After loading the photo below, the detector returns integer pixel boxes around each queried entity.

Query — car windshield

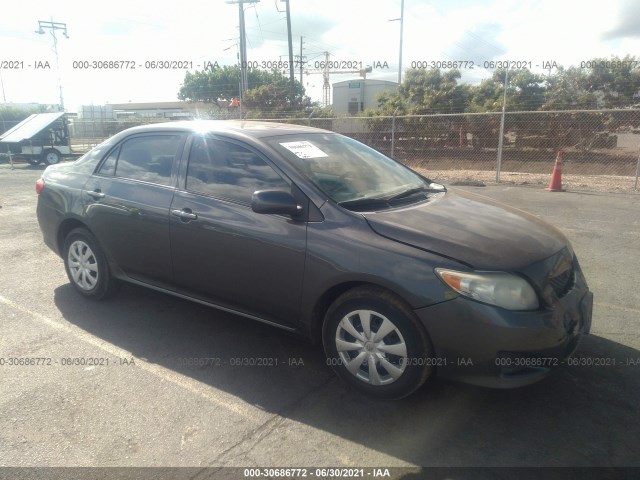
[266,133,428,206]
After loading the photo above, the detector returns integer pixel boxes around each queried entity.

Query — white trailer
[0,112,77,165]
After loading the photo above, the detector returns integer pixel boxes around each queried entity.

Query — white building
[77,105,115,120]
[0,102,60,111]
[109,101,211,120]
[332,79,398,115]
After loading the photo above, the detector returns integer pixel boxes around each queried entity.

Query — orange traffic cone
[545,150,565,192]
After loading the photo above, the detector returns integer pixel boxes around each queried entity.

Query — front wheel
[63,228,119,300]
[322,286,434,399]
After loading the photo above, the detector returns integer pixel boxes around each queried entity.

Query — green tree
[542,56,640,110]
[360,56,640,116]
[179,65,241,105]
[397,68,472,114]
[362,68,472,115]
[582,55,640,108]
[542,66,596,110]
[179,65,310,115]
[468,68,546,112]
[364,89,406,116]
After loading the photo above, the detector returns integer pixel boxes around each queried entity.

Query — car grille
[548,266,574,298]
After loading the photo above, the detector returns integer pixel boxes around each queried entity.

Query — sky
[1,0,639,111]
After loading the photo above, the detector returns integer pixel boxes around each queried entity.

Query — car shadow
[54,282,639,467]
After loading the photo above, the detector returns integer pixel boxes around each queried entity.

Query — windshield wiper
[338,197,391,211]
[385,186,428,201]
[386,183,447,202]
[339,183,446,211]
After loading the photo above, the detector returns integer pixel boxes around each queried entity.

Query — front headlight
[435,269,539,311]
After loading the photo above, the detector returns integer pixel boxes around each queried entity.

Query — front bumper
[415,255,593,388]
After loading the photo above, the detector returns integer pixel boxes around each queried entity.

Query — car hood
[363,189,569,270]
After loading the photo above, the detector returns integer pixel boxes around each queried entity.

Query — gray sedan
[36,121,593,398]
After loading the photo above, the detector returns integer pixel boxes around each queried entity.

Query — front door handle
[171,209,198,221]
[86,190,105,200]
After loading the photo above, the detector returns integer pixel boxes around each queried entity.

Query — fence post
[635,145,640,191]
[8,148,13,170]
[308,109,315,127]
[391,107,399,158]
[496,69,509,183]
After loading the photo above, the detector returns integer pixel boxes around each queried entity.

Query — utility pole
[292,37,306,85]
[305,54,372,108]
[283,0,295,106]
[239,1,248,99]
[398,0,404,84]
[226,0,260,103]
[322,51,330,107]
[496,68,509,183]
[0,70,6,103]
[389,0,404,84]
[36,18,68,111]
[298,36,305,85]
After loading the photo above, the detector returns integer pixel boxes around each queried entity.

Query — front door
[169,135,307,327]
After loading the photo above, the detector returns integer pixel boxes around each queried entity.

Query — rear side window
[99,147,119,176]
[73,142,113,174]
[185,136,288,204]
[98,135,182,186]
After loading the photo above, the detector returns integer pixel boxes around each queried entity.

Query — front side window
[185,136,289,204]
[100,135,182,186]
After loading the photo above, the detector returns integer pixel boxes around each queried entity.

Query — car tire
[42,149,61,165]
[322,286,434,399]
[63,228,119,300]
[26,157,41,166]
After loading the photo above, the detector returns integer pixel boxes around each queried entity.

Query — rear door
[169,134,307,327]
[83,133,186,288]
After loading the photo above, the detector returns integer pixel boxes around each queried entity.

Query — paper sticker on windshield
[280,141,328,159]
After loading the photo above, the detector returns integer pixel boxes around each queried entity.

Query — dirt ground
[415,168,639,193]
[1,151,638,193]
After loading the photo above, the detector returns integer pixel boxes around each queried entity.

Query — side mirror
[251,190,302,216]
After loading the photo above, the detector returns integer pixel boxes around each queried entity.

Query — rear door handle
[86,190,105,200]
[171,209,198,221]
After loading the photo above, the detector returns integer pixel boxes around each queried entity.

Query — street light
[35,19,69,111]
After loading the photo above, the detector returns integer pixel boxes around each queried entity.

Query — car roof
[114,120,332,140]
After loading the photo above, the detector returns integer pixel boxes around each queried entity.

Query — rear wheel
[63,228,118,300]
[42,149,61,165]
[323,286,434,399]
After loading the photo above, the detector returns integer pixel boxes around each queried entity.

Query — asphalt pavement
[0,163,638,474]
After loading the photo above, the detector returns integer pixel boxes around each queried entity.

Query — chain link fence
[65,109,640,192]
[316,110,640,193]
[67,117,173,152]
